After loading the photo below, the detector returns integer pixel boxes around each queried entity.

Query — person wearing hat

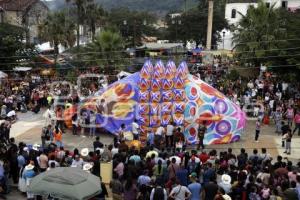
[218,174,232,194]
[83,163,93,173]
[188,172,202,200]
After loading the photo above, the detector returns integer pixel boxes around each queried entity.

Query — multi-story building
[219,0,300,50]
[0,0,49,44]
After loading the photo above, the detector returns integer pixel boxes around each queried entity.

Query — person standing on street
[197,121,207,150]
[131,119,140,140]
[72,113,78,135]
[54,126,63,148]
[166,122,175,148]
[41,125,52,148]
[273,109,282,134]
[285,106,294,127]
[255,119,261,142]
[293,110,300,135]
[284,130,293,155]
[55,106,64,133]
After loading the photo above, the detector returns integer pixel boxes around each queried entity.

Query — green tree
[275,9,300,72]
[65,0,93,47]
[108,8,157,47]
[85,30,127,69]
[85,4,106,40]
[232,1,286,66]
[165,0,228,47]
[0,23,35,70]
[38,11,76,55]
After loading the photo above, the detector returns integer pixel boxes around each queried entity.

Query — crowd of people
[1,131,300,200]
[0,60,299,200]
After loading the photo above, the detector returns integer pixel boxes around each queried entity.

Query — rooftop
[0,0,40,11]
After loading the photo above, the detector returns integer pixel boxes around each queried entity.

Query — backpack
[153,187,164,200]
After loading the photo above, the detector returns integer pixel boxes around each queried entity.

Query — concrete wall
[25,2,49,43]
[225,3,257,25]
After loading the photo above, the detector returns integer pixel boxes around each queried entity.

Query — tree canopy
[165,0,228,47]
[38,11,76,54]
[0,23,35,70]
[232,1,300,76]
[107,8,157,47]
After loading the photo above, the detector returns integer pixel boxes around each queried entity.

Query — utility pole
[206,0,214,50]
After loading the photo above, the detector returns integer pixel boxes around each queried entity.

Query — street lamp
[222,31,226,49]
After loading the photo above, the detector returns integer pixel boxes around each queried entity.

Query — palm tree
[65,0,93,47]
[85,4,106,41]
[38,11,76,55]
[232,0,286,66]
[85,30,125,68]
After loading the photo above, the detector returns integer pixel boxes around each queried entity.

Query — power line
[1,52,300,66]
[1,39,300,60]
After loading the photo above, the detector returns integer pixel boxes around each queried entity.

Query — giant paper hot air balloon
[77,60,246,145]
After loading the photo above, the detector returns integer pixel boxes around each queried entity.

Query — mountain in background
[43,0,198,15]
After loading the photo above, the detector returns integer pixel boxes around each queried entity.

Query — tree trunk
[77,5,80,48]
[54,41,59,67]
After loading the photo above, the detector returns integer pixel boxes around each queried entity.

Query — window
[266,2,270,8]
[231,9,236,19]
[282,1,288,8]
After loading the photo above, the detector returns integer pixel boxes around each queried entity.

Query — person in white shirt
[156,126,165,136]
[154,126,165,149]
[132,120,140,140]
[169,182,191,200]
[71,155,84,168]
[166,123,175,148]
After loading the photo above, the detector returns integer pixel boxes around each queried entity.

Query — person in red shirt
[199,150,210,164]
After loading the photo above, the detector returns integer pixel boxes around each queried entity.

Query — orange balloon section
[64,106,77,129]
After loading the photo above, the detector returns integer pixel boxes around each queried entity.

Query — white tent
[117,71,132,80]
[0,71,8,79]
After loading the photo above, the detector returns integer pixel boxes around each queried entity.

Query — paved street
[12,111,300,161]
[3,111,300,199]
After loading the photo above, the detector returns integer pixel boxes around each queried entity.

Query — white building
[218,0,300,50]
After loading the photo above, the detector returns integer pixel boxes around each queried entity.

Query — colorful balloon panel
[150,115,161,127]
[140,60,153,79]
[161,102,172,114]
[137,103,150,115]
[139,115,150,126]
[161,79,174,90]
[81,61,246,146]
[162,91,174,102]
[173,113,184,126]
[173,77,185,89]
[176,61,189,79]
[184,101,197,123]
[151,79,161,91]
[153,60,165,79]
[173,102,185,113]
[150,91,161,103]
[149,103,160,115]
[173,89,185,101]
[165,60,176,79]
[161,114,172,126]
[138,78,151,90]
[138,91,150,102]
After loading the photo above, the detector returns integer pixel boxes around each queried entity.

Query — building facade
[0,0,48,44]
[218,0,300,50]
